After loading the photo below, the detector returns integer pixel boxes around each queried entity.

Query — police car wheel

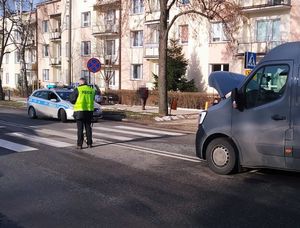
[59,109,67,122]
[28,107,37,119]
[206,138,238,175]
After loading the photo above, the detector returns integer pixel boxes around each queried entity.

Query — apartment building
[211,0,300,76]
[1,11,37,91]
[33,0,300,91]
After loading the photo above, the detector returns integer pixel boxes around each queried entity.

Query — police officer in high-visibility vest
[70,78,95,149]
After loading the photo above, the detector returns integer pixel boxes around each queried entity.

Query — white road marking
[66,129,134,141]
[97,139,201,163]
[35,129,77,140]
[6,132,73,148]
[93,126,159,138]
[0,139,37,152]
[115,126,185,136]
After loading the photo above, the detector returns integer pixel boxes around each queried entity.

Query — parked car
[27,88,102,122]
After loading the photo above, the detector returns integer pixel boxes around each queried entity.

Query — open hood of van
[208,71,246,98]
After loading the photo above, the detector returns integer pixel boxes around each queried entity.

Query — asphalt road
[1,107,300,227]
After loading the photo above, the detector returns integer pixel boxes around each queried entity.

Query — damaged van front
[196,42,300,175]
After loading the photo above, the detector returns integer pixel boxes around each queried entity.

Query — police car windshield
[56,91,72,101]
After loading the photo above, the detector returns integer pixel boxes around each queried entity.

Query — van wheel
[28,107,37,119]
[206,138,238,175]
[59,109,67,122]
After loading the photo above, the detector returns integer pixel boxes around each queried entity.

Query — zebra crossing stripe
[35,129,77,140]
[6,132,73,148]
[92,127,159,138]
[66,129,134,141]
[0,139,37,152]
[115,126,185,136]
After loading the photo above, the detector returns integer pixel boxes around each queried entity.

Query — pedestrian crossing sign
[244,52,256,69]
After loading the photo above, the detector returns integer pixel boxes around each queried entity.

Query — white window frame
[5,73,9,84]
[109,70,116,86]
[131,30,143,47]
[5,53,9,64]
[132,0,144,14]
[179,24,189,44]
[42,20,49,33]
[42,69,49,81]
[131,64,143,80]
[105,40,116,56]
[211,22,228,43]
[81,41,91,56]
[81,70,90,83]
[210,64,229,73]
[43,44,49,57]
[81,11,91,27]
[256,19,281,42]
[15,51,20,63]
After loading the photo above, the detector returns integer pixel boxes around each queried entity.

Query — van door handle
[271,115,286,121]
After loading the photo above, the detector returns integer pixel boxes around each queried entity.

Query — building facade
[3,0,300,92]
[1,11,37,92]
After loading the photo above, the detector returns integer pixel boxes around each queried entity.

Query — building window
[177,0,190,5]
[81,70,90,83]
[14,30,21,40]
[42,20,49,33]
[66,42,69,57]
[43,45,49,57]
[148,24,159,44]
[5,73,9,84]
[15,51,20,63]
[211,22,228,42]
[210,64,229,72]
[256,19,280,42]
[81,12,91,27]
[132,30,143,47]
[65,15,69,29]
[81,41,91,56]
[15,74,21,87]
[132,0,144,14]
[179,25,188,44]
[105,40,115,56]
[43,69,49,81]
[105,10,116,32]
[108,70,116,86]
[5,53,9,64]
[149,0,159,11]
[132,64,142,80]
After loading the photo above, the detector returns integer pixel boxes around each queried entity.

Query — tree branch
[165,9,211,39]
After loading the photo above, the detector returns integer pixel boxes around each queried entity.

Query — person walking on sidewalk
[138,85,149,110]
[70,77,95,149]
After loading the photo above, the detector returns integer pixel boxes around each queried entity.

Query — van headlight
[198,111,207,125]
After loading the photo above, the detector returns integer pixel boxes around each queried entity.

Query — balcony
[236,40,287,55]
[144,43,159,59]
[50,30,61,41]
[94,0,121,11]
[241,0,291,13]
[92,22,119,36]
[50,57,61,67]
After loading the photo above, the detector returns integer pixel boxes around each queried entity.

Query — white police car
[27,88,102,122]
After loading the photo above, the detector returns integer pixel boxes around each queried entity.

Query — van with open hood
[196,42,300,174]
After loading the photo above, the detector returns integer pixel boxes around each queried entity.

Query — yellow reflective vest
[74,85,95,111]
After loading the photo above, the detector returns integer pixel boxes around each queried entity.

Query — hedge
[104,90,218,109]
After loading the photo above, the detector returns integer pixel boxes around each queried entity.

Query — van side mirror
[231,88,244,111]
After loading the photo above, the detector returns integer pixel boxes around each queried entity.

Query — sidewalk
[8,97,200,132]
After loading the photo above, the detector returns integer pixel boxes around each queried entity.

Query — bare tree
[92,0,242,114]
[153,0,242,115]
[0,0,15,100]
[11,0,35,97]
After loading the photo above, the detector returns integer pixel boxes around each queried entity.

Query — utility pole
[67,0,72,85]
